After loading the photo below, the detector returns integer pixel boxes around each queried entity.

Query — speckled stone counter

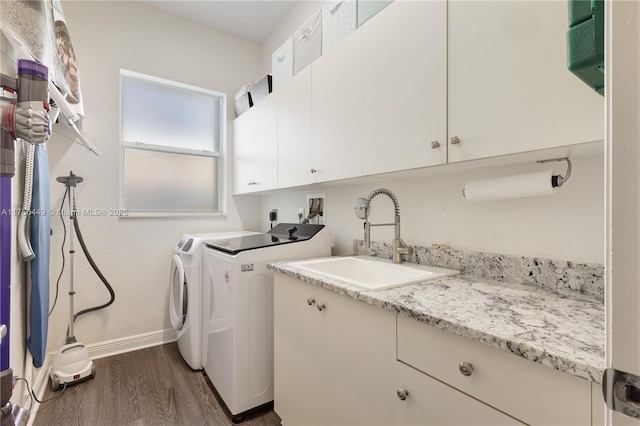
[268,257,605,384]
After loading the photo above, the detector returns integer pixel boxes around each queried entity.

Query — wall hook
[537,157,572,188]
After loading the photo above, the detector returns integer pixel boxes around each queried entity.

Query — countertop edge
[268,262,605,384]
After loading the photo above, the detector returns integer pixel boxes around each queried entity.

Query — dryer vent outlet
[306,193,325,223]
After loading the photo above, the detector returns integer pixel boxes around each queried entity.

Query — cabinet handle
[316,303,326,311]
[430,140,440,149]
[458,362,474,376]
[248,181,257,186]
[396,388,410,401]
[450,136,461,145]
[310,168,318,174]
[307,298,315,306]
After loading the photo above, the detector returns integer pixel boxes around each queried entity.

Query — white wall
[40,0,263,353]
[259,154,604,263]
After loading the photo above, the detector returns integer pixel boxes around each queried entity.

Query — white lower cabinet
[397,315,593,425]
[274,274,596,425]
[394,361,523,425]
[274,275,396,425]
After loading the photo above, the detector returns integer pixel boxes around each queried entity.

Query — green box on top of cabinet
[567,0,604,95]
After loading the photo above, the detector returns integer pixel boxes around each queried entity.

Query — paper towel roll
[463,170,556,201]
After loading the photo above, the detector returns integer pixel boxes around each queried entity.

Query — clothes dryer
[201,224,331,422]
[170,231,257,370]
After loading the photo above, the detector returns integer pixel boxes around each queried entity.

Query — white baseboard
[27,329,176,425]
[83,328,177,360]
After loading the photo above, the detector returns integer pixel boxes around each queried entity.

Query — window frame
[119,69,227,217]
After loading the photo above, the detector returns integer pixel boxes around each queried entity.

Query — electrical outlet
[269,209,278,222]
[306,192,325,223]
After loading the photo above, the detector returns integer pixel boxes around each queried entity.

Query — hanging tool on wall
[1,29,52,426]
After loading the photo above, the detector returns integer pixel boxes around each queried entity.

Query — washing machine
[201,223,331,422]
[170,231,257,370]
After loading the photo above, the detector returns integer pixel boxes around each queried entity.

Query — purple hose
[1,176,11,371]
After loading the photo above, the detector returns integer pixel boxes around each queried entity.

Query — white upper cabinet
[277,67,314,188]
[311,29,363,182]
[447,1,604,162]
[361,0,447,175]
[232,94,278,194]
[233,0,605,193]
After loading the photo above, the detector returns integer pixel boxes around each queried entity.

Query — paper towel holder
[537,157,572,188]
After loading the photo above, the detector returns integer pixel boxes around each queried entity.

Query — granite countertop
[268,258,605,383]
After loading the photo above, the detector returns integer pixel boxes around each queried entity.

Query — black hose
[71,212,115,322]
[49,186,68,317]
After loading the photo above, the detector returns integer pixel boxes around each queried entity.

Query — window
[120,69,225,214]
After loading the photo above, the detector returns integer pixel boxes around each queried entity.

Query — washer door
[169,254,187,331]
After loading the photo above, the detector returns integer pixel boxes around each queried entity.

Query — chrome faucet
[357,188,413,264]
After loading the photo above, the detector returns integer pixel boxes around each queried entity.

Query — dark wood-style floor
[33,343,282,426]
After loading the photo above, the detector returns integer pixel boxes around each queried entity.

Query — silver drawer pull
[459,362,474,376]
[306,298,315,306]
[396,388,409,401]
[316,303,326,312]
[450,136,461,145]
[430,140,440,149]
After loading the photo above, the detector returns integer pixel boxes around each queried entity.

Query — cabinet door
[274,275,396,425]
[361,0,447,175]
[394,361,524,425]
[448,1,604,162]
[273,276,321,423]
[313,284,396,426]
[232,94,278,194]
[311,29,363,182]
[232,112,255,195]
[277,67,314,188]
[249,94,278,192]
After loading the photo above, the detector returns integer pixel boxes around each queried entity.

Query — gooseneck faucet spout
[360,188,413,264]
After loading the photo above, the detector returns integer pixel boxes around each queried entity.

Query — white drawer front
[397,315,592,425]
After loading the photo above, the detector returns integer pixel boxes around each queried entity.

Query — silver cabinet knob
[310,168,318,174]
[316,303,326,312]
[459,362,474,376]
[307,298,315,306]
[430,140,440,149]
[450,136,461,145]
[396,388,410,401]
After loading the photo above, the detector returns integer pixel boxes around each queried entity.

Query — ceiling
[143,1,298,43]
